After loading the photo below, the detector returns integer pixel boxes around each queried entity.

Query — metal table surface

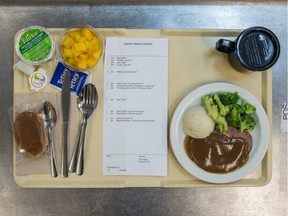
[0,2,287,216]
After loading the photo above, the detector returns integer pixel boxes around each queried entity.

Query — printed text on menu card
[103,37,168,176]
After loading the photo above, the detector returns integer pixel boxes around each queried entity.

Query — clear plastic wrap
[10,92,59,176]
[13,103,48,157]
[11,92,79,176]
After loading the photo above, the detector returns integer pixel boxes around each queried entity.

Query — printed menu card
[103,37,168,176]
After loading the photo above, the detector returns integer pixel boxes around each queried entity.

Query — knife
[61,70,71,178]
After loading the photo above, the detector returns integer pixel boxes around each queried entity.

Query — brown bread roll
[14,111,46,157]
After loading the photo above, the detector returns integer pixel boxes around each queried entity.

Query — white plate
[170,82,270,184]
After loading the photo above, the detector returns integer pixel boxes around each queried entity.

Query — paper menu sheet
[103,37,168,176]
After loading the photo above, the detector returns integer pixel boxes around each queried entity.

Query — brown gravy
[184,130,250,173]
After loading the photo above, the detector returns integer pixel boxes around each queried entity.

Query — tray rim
[13,28,272,188]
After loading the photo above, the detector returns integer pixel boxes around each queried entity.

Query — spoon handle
[48,128,58,178]
[68,121,82,173]
[76,118,88,175]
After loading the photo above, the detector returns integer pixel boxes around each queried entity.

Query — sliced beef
[214,126,253,152]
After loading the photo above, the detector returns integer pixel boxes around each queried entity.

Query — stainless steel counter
[0,3,287,216]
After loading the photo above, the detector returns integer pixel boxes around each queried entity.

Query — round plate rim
[170,82,270,184]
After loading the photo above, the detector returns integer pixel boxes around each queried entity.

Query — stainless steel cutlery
[61,70,71,178]
[69,83,98,175]
[43,101,58,178]
[45,80,97,178]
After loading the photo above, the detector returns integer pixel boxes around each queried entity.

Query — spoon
[44,101,58,178]
[68,83,98,175]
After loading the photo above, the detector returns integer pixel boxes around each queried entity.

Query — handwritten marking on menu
[103,38,168,176]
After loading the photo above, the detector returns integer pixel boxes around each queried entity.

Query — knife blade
[61,70,71,178]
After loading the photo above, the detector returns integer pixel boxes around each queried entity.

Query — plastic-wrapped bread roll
[13,111,46,157]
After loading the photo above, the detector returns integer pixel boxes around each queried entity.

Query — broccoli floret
[202,92,257,133]
[243,103,256,115]
[203,95,219,120]
[226,104,243,128]
[214,94,230,116]
[240,114,256,132]
[215,115,228,132]
[218,92,240,105]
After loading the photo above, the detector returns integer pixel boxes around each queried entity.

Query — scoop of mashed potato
[183,106,214,138]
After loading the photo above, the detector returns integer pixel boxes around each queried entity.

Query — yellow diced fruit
[87,47,96,55]
[76,60,88,70]
[67,58,76,66]
[92,50,101,59]
[91,37,100,48]
[84,40,93,49]
[61,29,102,69]
[71,46,81,57]
[63,48,74,58]
[79,53,89,60]
[86,57,97,68]
[68,31,82,41]
[81,28,93,41]
[73,42,87,52]
[78,37,87,43]
[62,36,75,49]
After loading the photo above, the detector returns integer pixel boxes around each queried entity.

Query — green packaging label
[18,28,52,62]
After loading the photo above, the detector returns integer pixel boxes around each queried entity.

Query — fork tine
[86,84,91,104]
[89,84,93,104]
[84,84,89,104]
[93,86,98,106]
[92,86,95,104]
[88,85,92,105]
[92,85,97,105]
[80,84,97,106]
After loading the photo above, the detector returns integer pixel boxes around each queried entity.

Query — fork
[68,83,98,175]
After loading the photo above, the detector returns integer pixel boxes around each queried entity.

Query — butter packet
[50,61,89,94]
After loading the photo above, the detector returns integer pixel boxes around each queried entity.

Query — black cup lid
[236,27,280,71]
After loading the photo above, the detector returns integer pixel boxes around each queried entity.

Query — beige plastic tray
[13,28,272,188]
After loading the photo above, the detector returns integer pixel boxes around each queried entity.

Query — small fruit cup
[59,25,103,71]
